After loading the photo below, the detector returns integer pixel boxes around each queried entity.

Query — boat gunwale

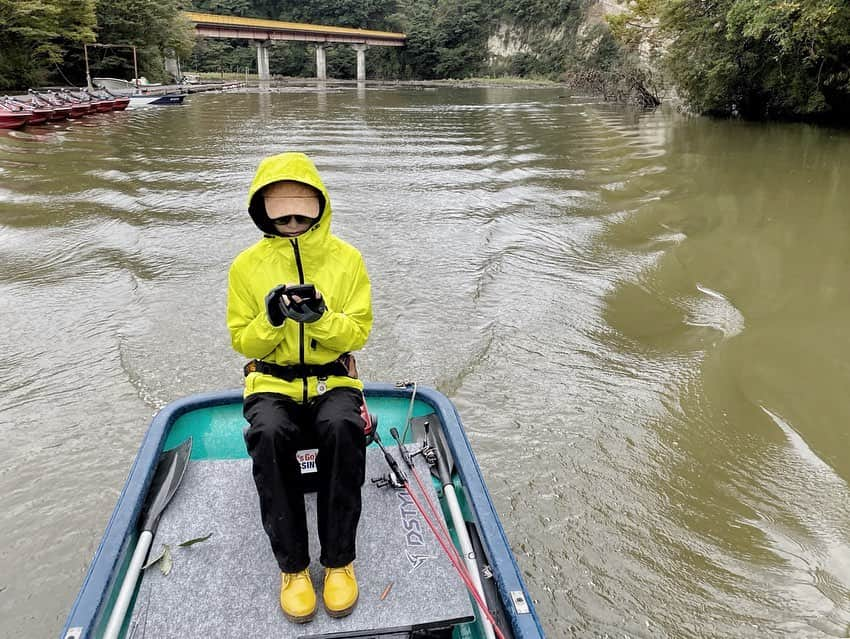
[60,383,543,639]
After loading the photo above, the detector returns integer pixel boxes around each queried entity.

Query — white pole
[102,530,153,639]
[442,484,497,639]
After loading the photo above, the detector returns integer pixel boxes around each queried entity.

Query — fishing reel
[370,471,406,490]
[371,441,434,491]
[410,441,437,467]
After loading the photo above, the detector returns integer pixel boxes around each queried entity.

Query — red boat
[111,96,130,110]
[56,91,94,118]
[29,91,71,120]
[98,89,130,111]
[58,90,96,114]
[47,104,72,120]
[0,102,31,129]
[76,94,98,114]
[55,90,93,118]
[2,96,52,125]
[77,90,113,112]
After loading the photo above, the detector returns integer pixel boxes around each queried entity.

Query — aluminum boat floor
[128,446,474,638]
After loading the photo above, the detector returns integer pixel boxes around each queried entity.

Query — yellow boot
[323,563,359,617]
[280,569,316,623]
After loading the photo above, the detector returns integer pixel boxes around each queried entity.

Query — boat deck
[127,446,474,638]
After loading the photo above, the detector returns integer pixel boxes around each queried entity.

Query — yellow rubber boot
[323,563,359,617]
[280,569,316,623]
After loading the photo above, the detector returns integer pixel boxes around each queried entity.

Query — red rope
[408,465,464,565]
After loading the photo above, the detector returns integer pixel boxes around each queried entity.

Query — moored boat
[0,101,31,129]
[29,90,71,120]
[86,89,124,111]
[72,88,113,113]
[99,89,130,111]
[59,383,543,639]
[4,95,54,124]
[127,92,186,108]
[53,90,92,118]
[91,96,115,112]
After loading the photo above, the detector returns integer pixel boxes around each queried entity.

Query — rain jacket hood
[248,152,331,240]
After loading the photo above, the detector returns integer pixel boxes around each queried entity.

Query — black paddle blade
[139,437,193,533]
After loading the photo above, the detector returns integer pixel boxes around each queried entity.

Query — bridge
[181,12,406,81]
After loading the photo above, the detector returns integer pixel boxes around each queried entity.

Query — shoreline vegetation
[3,1,849,125]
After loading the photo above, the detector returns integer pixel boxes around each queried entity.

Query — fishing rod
[389,428,462,566]
[389,426,498,639]
[371,430,507,639]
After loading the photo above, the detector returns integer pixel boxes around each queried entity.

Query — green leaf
[160,545,173,576]
[142,543,172,575]
[177,533,213,547]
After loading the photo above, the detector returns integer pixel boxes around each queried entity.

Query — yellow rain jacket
[226,152,372,401]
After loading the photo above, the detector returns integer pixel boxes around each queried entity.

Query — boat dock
[102,80,244,95]
[0,81,244,129]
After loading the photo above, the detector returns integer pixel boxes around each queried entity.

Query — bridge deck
[183,11,406,46]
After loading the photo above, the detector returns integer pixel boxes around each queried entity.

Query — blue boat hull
[60,384,544,639]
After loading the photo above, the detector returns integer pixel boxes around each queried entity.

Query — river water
[1,86,850,639]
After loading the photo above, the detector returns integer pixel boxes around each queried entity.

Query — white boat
[93,78,185,108]
[127,93,186,108]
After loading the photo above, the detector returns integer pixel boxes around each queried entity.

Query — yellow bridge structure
[181,12,406,81]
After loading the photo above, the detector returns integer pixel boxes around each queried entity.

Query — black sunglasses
[270,215,314,226]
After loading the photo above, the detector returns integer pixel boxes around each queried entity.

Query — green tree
[618,0,850,119]
[433,0,489,78]
[92,0,194,82]
[192,0,253,17]
[0,0,96,89]
[395,0,440,78]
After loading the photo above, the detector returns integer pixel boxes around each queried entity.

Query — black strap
[243,357,349,381]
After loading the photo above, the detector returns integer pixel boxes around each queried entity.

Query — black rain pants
[243,387,366,573]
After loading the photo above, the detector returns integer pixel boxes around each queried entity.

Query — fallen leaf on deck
[178,533,213,548]
[142,544,172,576]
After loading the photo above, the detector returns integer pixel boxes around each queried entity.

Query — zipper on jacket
[290,239,308,403]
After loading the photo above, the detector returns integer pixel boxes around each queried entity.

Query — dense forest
[1,0,849,121]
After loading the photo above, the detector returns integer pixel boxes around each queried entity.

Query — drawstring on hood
[247,152,330,239]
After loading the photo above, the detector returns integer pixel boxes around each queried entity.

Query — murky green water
[2,86,850,638]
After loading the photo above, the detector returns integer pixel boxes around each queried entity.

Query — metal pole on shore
[133,46,139,92]
[84,45,92,90]
[86,43,140,92]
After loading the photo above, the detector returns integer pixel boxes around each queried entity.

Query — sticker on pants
[297,448,318,474]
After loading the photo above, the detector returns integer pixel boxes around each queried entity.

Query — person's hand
[282,287,326,323]
[264,284,288,327]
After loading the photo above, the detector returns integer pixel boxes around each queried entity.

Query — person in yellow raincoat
[226,152,373,623]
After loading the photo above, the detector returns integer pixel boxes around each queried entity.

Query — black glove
[282,290,326,323]
[264,284,288,327]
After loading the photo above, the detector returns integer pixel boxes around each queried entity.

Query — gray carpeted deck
[128,446,474,638]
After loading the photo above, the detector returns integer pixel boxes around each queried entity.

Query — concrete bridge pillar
[315,45,327,80]
[352,44,367,81]
[255,41,270,80]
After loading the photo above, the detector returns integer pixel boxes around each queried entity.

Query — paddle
[103,437,192,639]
